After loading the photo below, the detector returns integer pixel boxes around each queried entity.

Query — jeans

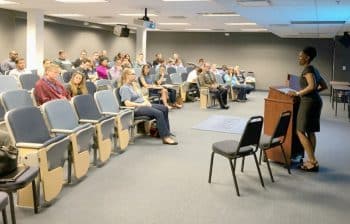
[134,104,170,138]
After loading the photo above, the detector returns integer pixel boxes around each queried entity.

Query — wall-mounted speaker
[339,32,350,48]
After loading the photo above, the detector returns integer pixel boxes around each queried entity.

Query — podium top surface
[266,86,298,103]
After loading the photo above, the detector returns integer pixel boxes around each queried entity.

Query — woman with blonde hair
[66,71,88,97]
[119,68,178,145]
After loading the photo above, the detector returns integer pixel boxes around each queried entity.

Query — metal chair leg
[229,159,240,196]
[208,152,215,183]
[253,153,265,188]
[32,179,39,214]
[241,157,245,172]
[8,193,15,224]
[280,145,291,174]
[2,208,8,224]
[259,148,263,165]
[264,150,274,182]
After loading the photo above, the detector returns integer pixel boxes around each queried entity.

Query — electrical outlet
[342,65,346,71]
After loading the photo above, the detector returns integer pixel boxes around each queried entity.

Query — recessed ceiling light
[48,13,84,17]
[119,13,158,17]
[55,0,108,3]
[199,12,240,17]
[185,28,211,31]
[0,0,19,4]
[241,28,267,32]
[225,22,257,26]
[159,23,190,25]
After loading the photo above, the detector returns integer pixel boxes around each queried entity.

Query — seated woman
[66,71,88,97]
[155,65,182,109]
[96,57,109,80]
[34,63,71,105]
[224,66,253,101]
[139,64,173,109]
[119,68,178,145]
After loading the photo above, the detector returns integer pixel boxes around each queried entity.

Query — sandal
[300,160,319,172]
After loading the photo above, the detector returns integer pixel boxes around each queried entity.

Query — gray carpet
[192,115,247,134]
[13,92,350,224]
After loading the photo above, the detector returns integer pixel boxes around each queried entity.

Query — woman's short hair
[302,46,317,62]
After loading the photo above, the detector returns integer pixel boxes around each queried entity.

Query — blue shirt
[119,84,145,104]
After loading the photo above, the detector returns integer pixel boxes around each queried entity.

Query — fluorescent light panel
[199,12,239,17]
[119,13,158,17]
[241,28,267,31]
[159,23,190,25]
[185,28,211,31]
[0,0,19,4]
[225,22,257,26]
[49,13,84,17]
[101,22,127,25]
[56,0,108,3]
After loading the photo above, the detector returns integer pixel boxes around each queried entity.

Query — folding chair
[208,116,264,196]
[259,111,292,182]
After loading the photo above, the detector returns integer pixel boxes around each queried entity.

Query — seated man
[54,50,73,72]
[198,63,229,109]
[8,58,31,78]
[185,67,200,101]
[34,64,71,105]
[0,50,18,74]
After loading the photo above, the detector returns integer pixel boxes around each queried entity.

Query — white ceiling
[1,0,350,38]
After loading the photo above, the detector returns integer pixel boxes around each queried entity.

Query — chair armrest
[80,119,99,124]
[16,142,44,149]
[51,129,74,134]
[101,112,119,116]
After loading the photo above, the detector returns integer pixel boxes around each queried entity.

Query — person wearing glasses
[34,64,71,105]
[119,68,178,145]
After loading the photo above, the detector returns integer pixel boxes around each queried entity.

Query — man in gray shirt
[0,50,18,74]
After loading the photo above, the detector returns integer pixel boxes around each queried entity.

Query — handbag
[0,145,18,177]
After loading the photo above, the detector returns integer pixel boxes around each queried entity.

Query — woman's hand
[287,91,298,97]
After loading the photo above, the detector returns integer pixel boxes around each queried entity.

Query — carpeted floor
[13,91,350,224]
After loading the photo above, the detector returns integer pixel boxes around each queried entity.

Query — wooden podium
[264,86,303,165]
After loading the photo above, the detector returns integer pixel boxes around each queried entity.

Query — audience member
[66,71,88,97]
[54,50,73,72]
[119,68,178,145]
[198,63,229,109]
[73,50,88,68]
[38,59,52,77]
[8,58,31,78]
[134,52,146,68]
[0,50,18,74]
[109,57,123,86]
[91,51,100,67]
[155,65,182,109]
[78,58,95,80]
[34,63,71,105]
[96,57,109,79]
[140,64,173,109]
[153,53,163,67]
[224,66,252,101]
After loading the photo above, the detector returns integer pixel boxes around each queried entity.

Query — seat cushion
[260,134,281,149]
[212,140,254,157]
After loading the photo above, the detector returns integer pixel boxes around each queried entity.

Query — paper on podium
[276,87,296,94]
